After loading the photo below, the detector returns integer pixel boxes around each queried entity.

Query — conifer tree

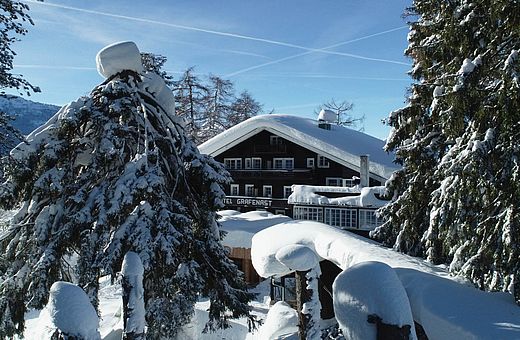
[0,41,255,338]
[373,0,520,303]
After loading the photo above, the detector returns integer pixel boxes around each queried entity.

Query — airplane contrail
[225,26,409,77]
[14,64,96,70]
[25,1,409,66]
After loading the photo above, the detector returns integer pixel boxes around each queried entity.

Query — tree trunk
[295,270,310,340]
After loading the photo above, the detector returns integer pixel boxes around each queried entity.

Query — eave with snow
[199,114,397,184]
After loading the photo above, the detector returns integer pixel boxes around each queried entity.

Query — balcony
[253,144,287,154]
[228,168,314,180]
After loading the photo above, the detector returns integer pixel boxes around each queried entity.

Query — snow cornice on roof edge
[198,114,398,181]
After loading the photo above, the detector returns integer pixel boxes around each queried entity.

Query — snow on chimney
[360,155,369,187]
[318,109,335,130]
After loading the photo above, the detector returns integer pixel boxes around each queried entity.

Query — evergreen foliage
[0,61,255,337]
[373,0,520,303]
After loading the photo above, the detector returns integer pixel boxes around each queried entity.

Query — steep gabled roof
[198,114,398,181]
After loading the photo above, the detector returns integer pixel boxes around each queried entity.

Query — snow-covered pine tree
[0,41,255,338]
[373,0,520,303]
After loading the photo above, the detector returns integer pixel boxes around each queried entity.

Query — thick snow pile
[251,221,520,339]
[275,244,319,272]
[219,210,291,248]
[333,261,416,340]
[259,301,299,339]
[318,109,336,122]
[96,41,144,78]
[36,281,100,339]
[288,185,388,208]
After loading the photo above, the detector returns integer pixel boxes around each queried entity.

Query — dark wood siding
[215,129,382,216]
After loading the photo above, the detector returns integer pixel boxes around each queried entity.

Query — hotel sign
[223,197,289,208]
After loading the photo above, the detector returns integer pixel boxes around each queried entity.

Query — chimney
[360,155,369,187]
[318,109,335,130]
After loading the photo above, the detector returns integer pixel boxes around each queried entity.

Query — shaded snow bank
[252,221,520,339]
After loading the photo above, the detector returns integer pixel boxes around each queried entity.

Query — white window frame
[245,184,255,197]
[359,209,384,229]
[343,178,356,187]
[230,184,239,196]
[224,158,242,170]
[244,158,252,169]
[283,186,293,199]
[263,185,273,198]
[252,157,262,169]
[326,177,343,187]
[306,158,315,168]
[273,157,294,170]
[324,208,358,229]
[293,206,323,222]
[317,155,330,168]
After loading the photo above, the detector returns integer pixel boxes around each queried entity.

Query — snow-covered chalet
[199,113,398,233]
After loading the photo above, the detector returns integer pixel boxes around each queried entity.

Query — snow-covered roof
[198,114,398,181]
[218,210,291,248]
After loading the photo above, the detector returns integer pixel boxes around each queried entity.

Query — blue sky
[9,0,413,140]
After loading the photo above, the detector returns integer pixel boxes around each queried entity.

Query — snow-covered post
[43,281,101,339]
[275,244,322,340]
[121,251,145,340]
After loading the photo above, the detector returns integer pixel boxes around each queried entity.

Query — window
[273,158,294,170]
[252,157,262,169]
[283,186,293,199]
[275,209,286,215]
[293,206,323,222]
[224,158,242,170]
[317,155,330,168]
[263,185,272,198]
[270,135,283,145]
[326,177,343,186]
[324,208,358,229]
[230,184,239,196]
[306,158,315,168]
[359,209,384,229]
[244,158,252,169]
[245,184,255,197]
[343,178,356,187]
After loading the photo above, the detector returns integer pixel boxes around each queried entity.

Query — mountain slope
[0,95,60,135]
